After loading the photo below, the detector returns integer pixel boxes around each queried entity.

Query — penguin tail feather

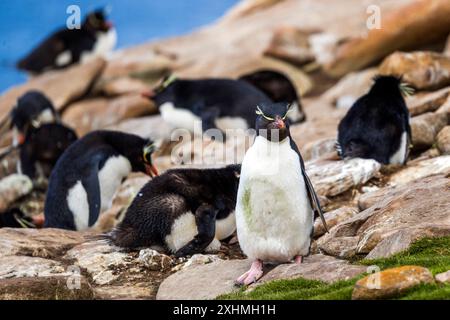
[341,140,368,159]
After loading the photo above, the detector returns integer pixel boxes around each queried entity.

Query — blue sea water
[0,0,238,92]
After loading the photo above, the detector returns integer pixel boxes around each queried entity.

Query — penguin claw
[235,260,263,286]
[294,255,303,264]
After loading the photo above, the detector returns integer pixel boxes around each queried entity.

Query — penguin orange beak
[141,89,155,99]
[105,21,114,29]
[17,133,26,145]
[31,214,45,228]
[274,117,285,129]
[145,163,159,178]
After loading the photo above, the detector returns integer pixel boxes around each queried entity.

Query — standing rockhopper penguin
[337,75,412,165]
[44,131,158,231]
[17,9,116,74]
[109,164,241,257]
[235,102,327,285]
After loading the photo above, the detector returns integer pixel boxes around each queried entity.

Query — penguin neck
[253,135,291,154]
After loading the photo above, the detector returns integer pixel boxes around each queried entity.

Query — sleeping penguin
[235,102,328,285]
[17,9,116,74]
[19,123,78,180]
[337,75,412,165]
[142,75,272,136]
[239,69,306,123]
[108,164,240,257]
[44,130,158,231]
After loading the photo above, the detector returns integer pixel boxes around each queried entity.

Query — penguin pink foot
[294,255,303,264]
[235,259,263,286]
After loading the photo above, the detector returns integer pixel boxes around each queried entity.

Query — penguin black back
[109,164,241,257]
[239,69,305,123]
[44,130,157,230]
[17,9,114,74]
[146,77,273,133]
[11,91,58,138]
[19,123,78,179]
[337,75,411,165]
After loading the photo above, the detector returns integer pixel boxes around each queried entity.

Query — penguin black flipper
[81,166,102,227]
[289,136,328,233]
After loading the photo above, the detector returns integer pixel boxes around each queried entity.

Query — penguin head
[255,102,292,142]
[369,75,414,98]
[142,141,159,177]
[84,9,113,33]
[11,91,56,146]
[0,208,37,228]
[141,74,178,106]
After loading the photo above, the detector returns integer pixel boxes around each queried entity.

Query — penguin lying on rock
[337,75,412,165]
[239,69,306,123]
[142,75,272,136]
[44,131,158,231]
[17,8,116,74]
[108,164,240,257]
[235,102,327,285]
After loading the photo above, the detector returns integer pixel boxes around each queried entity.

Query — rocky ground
[0,0,450,300]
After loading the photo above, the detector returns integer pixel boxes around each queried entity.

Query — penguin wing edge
[303,171,328,233]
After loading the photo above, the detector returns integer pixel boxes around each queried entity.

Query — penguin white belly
[81,28,117,62]
[98,155,132,212]
[215,211,236,240]
[67,181,90,230]
[389,131,407,165]
[236,136,313,262]
[164,211,236,253]
[160,102,202,134]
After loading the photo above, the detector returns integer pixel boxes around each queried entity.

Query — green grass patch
[219,237,450,300]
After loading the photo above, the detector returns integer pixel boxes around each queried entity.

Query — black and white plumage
[239,69,306,123]
[337,75,412,165]
[109,164,240,257]
[143,76,272,136]
[235,102,327,285]
[44,130,158,231]
[19,123,78,180]
[9,91,59,147]
[17,9,116,74]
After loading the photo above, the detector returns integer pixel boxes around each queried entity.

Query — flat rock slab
[255,254,366,286]
[306,158,381,197]
[0,256,69,279]
[157,255,367,300]
[94,284,155,300]
[0,276,93,300]
[320,175,450,259]
[64,240,133,285]
[0,228,85,258]
[388,155,450,186]
[157,259,251,300]
[352,266,434,300]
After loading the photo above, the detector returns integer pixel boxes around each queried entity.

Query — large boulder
[379,51,450,90]
[318,175,450,259]
[436,126,450,154]
[263,26,315,66]
[306,158,381,197]
[410,112,448,149]
[62,94,156,136]
[406,86,450,116]
[324,0,450,77]
[352,266,434,300]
